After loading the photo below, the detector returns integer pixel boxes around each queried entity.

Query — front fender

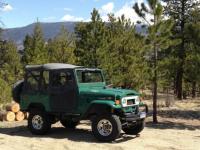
[82,100,121,119]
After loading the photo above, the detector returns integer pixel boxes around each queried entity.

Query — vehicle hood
[79,86,139,98]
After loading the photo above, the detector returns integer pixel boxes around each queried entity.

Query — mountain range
[2,22,144,50]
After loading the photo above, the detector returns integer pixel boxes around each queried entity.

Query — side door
[49,69,78,112]
[21,70,49,110]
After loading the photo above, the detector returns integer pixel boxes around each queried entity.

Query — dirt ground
[0,99,200,150]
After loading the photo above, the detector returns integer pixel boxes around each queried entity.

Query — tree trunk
[176,0,186,100]
[6,103,20,113]
[153,46,158,123]
[176,66,183,100]
[4,111,15,122]
[192,81,196,98]
[0,111,6,121]
[153,74,158,123]
[15,111,25,121]
[174,77,177,95]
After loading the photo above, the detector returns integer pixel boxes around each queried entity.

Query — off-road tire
[28,111,51,135]
[123,119,145,135]
[60,119,79,129]
[92,114,121,142]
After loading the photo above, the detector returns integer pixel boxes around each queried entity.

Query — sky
[0,0,147,29]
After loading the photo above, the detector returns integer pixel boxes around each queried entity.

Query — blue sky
[0,0,146,28]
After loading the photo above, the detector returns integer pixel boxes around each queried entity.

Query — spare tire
[12,80,24,103]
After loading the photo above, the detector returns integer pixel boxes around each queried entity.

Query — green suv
[13,63,148,141]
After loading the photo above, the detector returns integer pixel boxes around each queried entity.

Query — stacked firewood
[0,102,28,122]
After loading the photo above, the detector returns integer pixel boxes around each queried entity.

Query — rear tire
[92,114,121,142]
[28,111,51,135]
[60,119,79,129]
[123,119,145,135]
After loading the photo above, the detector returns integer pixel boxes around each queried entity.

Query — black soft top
[25,63,82,71]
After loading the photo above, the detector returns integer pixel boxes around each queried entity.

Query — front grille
[121,96,139,107]
[127,99,135,105]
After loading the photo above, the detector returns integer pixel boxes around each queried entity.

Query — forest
[0,0,200,123]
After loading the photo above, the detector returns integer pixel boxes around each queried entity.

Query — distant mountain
[2,22,76,50]
[2,22,145,50]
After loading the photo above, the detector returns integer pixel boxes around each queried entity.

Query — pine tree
[0,40,22,104]
[48,25,75,64]
[163,0,200,99]
[74,8,105,67]
[0,41,22,84]
[23,22,48,65]
[133,0,176,123]
[22,35,32,64]
[100,14,148,89]
[184,7,200,98]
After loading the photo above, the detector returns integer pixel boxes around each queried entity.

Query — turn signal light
[115,100,120,105]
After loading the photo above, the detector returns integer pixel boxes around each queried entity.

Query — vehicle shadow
[146,120,200,131]
[146,108,200,131]
[158,109,200,120]
[0,124,137,143]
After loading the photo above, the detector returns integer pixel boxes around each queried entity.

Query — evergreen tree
[74,8,105,67]
[0,41,22,83]
[0,40,22,104]
[22,35,32,64]
[48,25,75,64]
[184,7,200,98]
[100,14,148,89]
[163,0,200,99]
[23,22,48,65]
[133,0,176,123]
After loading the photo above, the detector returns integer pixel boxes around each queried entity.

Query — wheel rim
[97,119,113,136]
[32,115,43,130]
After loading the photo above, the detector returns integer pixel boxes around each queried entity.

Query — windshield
[76,70,104,83]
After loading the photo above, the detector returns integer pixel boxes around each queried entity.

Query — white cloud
[114,0,152,24]
[61,0,153,23]
[1,4,13,12]
[98,2,114,21]
[100,2,114,14]
[98,0,152,23]
[61,14,84,21]
[101,15,109,22]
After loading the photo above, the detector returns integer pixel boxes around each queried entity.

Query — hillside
[1,22,144,50]
[2,22,76,49]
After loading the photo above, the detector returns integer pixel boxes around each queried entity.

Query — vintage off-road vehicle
[12,63,148,141]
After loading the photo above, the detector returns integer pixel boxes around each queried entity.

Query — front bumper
[121,112,146,121]
[121,104,148,122]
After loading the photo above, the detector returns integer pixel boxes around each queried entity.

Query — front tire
[28,111,51,135]
[92,115,121,142]
[123,119,145,135]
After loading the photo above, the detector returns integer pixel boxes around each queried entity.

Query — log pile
[0,102,28,122]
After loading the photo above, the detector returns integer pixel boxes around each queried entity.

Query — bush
[0,78,12,105]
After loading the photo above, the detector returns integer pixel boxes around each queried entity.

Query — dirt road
[0,118,199,150]
[0,99,200,150]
